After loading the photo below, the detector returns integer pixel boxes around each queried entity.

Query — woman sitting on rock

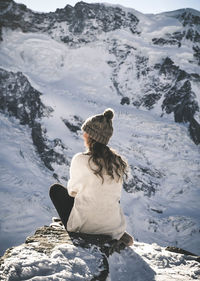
[50,108,133,247]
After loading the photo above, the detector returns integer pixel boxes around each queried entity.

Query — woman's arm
[67,153,86,197]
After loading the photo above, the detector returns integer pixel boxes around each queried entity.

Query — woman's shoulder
[71,152,89,163]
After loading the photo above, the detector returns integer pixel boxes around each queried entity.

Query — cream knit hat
[81,108,114,145]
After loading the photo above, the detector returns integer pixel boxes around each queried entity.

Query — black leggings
[49,183,74,228]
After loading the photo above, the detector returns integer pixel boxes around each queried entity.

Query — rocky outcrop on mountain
[152,9,200,47]
[0,68,69,175]
[152,32,183,47]
[193,45,200,65]
[31,123,69,176]
[106,38,138,97]
[166,246,200,263]
[123,165,164,197]
[0,68,47,125]
[189,117,200,145]
[62,115,83,134]
[177,9,200,28]
[150,10,200,132]
[0,225,199,280]
[0,225,122,281]
[162,78,198,123]
[107,40,200,143]
[157,57,200,144]
[0,0,139,45]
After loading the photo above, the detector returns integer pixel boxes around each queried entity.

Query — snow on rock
[0,225,199,281]
[0,225,116,281]
[108,242,200,281]
[0,0,139,45]
[0,68,71,177]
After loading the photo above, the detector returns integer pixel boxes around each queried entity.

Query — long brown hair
[85,136,128,183]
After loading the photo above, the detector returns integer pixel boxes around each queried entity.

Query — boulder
[0,225,124,281]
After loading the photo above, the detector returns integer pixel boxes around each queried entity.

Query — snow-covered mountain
[0,0,200,268]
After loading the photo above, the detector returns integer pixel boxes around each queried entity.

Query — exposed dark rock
[189,117,200,145]
[31,123,69,172]
[121,97,130,105]
[151,57,200,144]
[107,40,200,145]
[151,208,163,214]
[62,115,83,134]
[162,80,199,123]
[177,10,200,27]
[166,246,200,263]
[0,68,69,174]
[193,45,200,65]
[0,0,139,46]
[112,79,123,96]
[140,91,162,109]
[191,73,200,81]
[152,9,200,47]
[24,225,119,256]
[63,121,80,133]
[159,57,179,77]
[152,30,183,47]
[152,36,182,47]
[163,80,198,123]
[185,28,200,43]
[152,28,200,46]
[0,68,47,126]
[135,55,150,79]
[0,0,13,10]
[123,165,163,197]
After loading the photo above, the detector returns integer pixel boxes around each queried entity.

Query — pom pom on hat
[103,108,114,120]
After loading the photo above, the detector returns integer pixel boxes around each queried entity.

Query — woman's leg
[49,184,74,227]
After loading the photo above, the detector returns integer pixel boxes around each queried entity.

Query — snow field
[0,114,55,255]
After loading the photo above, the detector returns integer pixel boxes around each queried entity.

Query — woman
[49,108,133,246]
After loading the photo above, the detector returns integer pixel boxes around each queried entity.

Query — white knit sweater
[66,153,126,240]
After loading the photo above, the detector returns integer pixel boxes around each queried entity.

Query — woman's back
[66,152,126,239]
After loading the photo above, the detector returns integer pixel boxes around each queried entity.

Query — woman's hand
[70,191,77,197]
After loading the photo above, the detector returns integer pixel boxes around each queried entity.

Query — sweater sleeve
[67,153,86,197]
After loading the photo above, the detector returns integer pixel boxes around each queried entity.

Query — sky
[14,0,200,14]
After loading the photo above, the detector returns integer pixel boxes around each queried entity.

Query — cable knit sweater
[66,152,126,240]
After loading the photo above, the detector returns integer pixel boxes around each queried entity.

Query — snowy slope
[0,114,54,255]
[0,0,200,266]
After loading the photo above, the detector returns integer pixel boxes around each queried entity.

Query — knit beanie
[81,108,114,145]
